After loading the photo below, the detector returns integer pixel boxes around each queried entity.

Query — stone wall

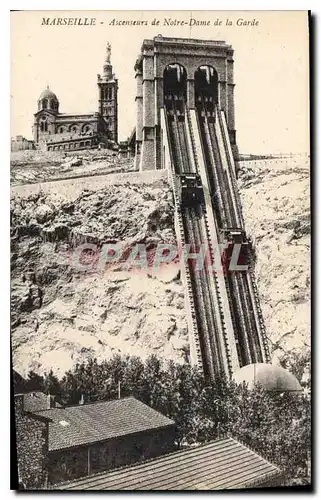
[47,136,98,152]
[11,138,35,152]
[14,395,49,489]
[49,425,177,486]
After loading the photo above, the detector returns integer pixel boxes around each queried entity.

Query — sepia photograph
[10,10,311,491]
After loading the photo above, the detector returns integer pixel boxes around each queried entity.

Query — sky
[10,10,309,155]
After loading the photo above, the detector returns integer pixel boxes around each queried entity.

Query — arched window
[40,122,44,132]
[44,122,48,132]
[163,63,187,102]
[194,65,218,106]
[43,99,48,110]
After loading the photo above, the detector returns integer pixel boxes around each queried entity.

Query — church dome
[38,86,58,102]
[37,86,59,113]
[233,363,302,393]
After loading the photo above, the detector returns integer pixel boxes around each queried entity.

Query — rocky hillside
[11,178,188,377]
[11,154,310,378]
[238,154,310,365]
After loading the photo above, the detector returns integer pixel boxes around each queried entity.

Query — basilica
[32,43,118,152]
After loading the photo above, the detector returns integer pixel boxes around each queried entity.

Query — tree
[25,371,45,392]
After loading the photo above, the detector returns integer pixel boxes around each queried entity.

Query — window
[40,119,48,132]
[43,99,48,109]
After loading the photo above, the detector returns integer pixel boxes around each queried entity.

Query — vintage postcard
[10,10,311,491]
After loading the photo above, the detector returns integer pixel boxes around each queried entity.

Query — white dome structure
[233,363,302,393]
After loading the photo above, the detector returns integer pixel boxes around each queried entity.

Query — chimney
[47,393,55,409]
[79,394,84,405]
[14,394,25,413]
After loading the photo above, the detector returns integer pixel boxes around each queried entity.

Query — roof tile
[34,397,174,451]
[55,438,281,491]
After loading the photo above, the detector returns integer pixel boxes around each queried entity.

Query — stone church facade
[32,43,118,152]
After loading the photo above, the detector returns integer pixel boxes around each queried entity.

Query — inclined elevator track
[165,95,270,381]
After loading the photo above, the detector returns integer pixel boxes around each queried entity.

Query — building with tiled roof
[33,397,174,452]
[14,394,176,488]
[55,438,283,491]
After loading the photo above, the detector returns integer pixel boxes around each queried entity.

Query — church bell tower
[97,43,118,144]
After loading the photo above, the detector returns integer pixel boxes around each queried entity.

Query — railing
[218,110,245,227]
[214,107,241,228]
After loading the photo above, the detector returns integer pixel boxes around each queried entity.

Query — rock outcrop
[11,178,189,377]
[238,155,310,364]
